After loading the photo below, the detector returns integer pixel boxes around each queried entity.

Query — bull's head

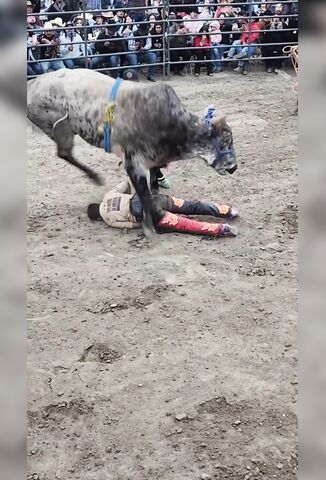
[200,107,237,175]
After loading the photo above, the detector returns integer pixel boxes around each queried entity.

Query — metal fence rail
[27,0,298,79]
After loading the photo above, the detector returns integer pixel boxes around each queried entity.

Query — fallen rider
[87,180,238,237]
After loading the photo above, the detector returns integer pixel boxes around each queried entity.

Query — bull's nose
[226,165,237,174]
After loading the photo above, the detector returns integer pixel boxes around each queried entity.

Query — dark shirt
[95,31,126,54]
[46,3,71,24]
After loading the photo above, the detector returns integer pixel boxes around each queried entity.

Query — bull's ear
[211,114,227,131]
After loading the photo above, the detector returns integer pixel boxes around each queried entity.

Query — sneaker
[267,67,272,73]
[214,204,238,219]
[207,72,214,76]
[194,73,199,77]
[222,224,238,237]
[242,70,248,75]
[158,177,171,189]
[233,67,242,73]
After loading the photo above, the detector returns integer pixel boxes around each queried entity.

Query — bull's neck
[188,114,211,145]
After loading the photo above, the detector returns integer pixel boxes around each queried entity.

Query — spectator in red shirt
[227,17,266,75]
[193,24,214,76]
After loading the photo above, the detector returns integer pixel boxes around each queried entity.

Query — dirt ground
[27,70,298,480]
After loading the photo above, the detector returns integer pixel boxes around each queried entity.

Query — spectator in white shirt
[184,6,203,35]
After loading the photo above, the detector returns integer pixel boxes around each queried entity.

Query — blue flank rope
[103,77,123,153]
[205,106,216,133]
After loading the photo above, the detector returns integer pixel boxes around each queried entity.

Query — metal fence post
[81,0,89,68]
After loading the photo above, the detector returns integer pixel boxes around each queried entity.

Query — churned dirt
[27,69,298,480]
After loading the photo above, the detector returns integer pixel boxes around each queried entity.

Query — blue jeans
[212,44,227,71]
[126,51,157,78]
[27,62,43,76]
[40,59,66,73]
[63,57,90,69]
[91,54,120,76]
[227,39,257,68]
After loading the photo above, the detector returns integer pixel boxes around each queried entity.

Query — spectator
[169,15,192,76]
[91,11,106,40]
[198,0,213,21]
[129,0,147,23]
[151,22,164,62]
[184,6,203,35]
[209,20,223,73]
[27,31,43,76]
[113,0,130,11]
[114,9,126,25]
[125,21,157,81]
[93,18,126,77]
[193,23,213,76]
[72,15,88,42]
[46,0,71,24]
[59,21,88,68]
[169,0,187,16]
[102,0,127,8]
[147,0,160,17]
[260,16,285,73]
[27,0,43,27]
[86,0,102,9]
[118,15,138,36]
[147,13,159,34]
[215,0,234,18]
[227,17,266,75]
[284,2,298,45]
[218,12,235,48]
[38,21,66,73]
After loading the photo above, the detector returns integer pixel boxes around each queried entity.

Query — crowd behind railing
[27,0,298,80]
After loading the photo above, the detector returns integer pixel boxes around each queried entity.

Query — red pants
[156,212,237,237]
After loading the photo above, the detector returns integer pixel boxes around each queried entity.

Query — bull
[27,69,237,236]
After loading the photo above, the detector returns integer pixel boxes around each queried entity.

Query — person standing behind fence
[184,6,203,35]
[227,17,266,75]
[169,15,192,76]
[209,20,223,73]
[129,0,147,23]
[260,15,285,73]
[37,21,66,73]
[193,23,213,76]
[46,0,71,24]
[198,0,213,21]
[93,18,126,76]
[125,21,157,81]
[151,22,164,63]
[59,21,88,68]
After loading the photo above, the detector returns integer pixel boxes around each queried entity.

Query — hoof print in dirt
[79,343,122,364]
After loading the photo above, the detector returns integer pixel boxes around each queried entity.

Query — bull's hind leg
[53,120,104,185]
[124,153,156,238]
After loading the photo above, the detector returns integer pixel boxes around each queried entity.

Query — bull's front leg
[124,153,156,238]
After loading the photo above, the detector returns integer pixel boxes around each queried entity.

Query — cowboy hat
[92,11,113,20]
[27,0,33,7]
[43,21,55,30]
[72,15,85,25]
[51,17,65,27]
[102,11,114,19]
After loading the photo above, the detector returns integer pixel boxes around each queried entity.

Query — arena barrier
[27,0,299,79]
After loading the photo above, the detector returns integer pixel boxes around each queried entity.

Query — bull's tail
[52,110,69,137]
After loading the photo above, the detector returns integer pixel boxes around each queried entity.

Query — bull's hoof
[142,223,157,239]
